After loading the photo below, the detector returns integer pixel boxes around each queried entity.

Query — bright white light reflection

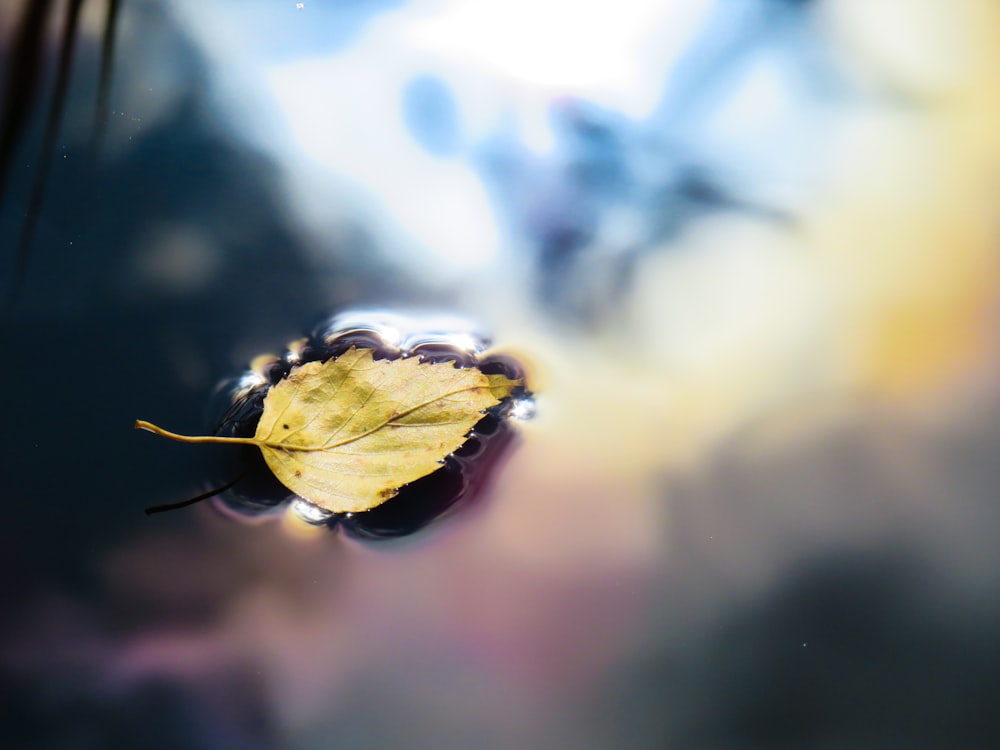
[320,310,404,347]
[321,310,490,354]
[508,396,538,422]
[290,498,335,525]
[401,331,488,355]
[265,54,501,275]
[262,0,710,276]
[235,371,267,394]
[412,0,711,117]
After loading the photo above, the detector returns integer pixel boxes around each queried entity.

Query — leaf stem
[134,420,261,446]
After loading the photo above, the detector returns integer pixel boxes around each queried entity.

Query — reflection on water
[2,1,1000,748]
[207,309,532,539]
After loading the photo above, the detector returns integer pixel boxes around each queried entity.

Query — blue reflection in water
[402,74,462,156]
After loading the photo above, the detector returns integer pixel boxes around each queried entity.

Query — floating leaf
[136,347,520,513]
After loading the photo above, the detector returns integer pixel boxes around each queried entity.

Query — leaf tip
[485,373,522,400]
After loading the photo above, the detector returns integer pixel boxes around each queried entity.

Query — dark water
[3,2,1000,749]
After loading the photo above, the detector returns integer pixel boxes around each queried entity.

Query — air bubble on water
[320,310,403,348]
[402,330,489,355]
[508,395,537,421]
[284,338,309,365]
[319,310,495,357]
[234,370,267,395]
[290,498,335,525]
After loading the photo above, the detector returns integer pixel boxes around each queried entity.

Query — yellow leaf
[136,347,521,512]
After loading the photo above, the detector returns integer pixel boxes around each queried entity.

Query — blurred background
[2,0,1000,747]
